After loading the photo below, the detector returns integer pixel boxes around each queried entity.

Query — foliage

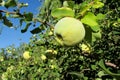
[0,0,120,80]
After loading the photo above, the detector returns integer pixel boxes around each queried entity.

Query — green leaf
[117,18,120,22]
[92,31,101,42]
[98,59,120,80]
[91,65,97,70]
[24,12,33,21]
[112,31,120,35]
[20,19,24,26]
[2,16,13,27]
[44,0,51,10]
[91,25,100,32]
[81,12,100,32]
[84,26,101,43]
[51,7,74,18]
[68,72,84,78]
[5,0,17,8]
[92,1,104,9]
[63,1,69,7]
[30,27,42,34]
[21,23,32,33]
[81,12,97,25]
[97,71,105,77]
[66,1,75,9]
[96,13,105,20]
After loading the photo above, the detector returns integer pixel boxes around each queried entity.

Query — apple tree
[0,0,120,80]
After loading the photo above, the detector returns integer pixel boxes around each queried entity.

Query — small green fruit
[23,51,31,59]
[54,17,85,46]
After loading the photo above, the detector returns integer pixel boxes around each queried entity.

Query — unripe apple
[54,17,85,46]
[81,43,91,53]
[41,54,47,60]
[23,51,31,59]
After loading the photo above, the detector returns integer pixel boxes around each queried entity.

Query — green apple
[54,17,85,46]
[23,51,31,59]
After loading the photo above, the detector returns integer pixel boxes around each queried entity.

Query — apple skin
[54,17,85,46]
[23,51,31,59]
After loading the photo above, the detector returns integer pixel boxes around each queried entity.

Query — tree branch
[105,62,119,69]
[33,18,54,30]
[0,9,54,30]
[0,10,16,14]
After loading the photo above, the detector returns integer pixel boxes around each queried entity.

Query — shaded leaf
[84,26,92,43]
[68,72,88,80]
[91,65,97,70]
[5,0,17,8]
[21,23,32,33]
[51,7,74,18]
[2,16,13,27]
[67,1,75,9]
[68,72,84,78]
[44,0,51,10]
[20,19,24,26]
[85,26,101,43]
[81,12,100,32]
[92,31,101,42]
[112,31,120,35]
[30,27,42,34]
[24,12,33,21]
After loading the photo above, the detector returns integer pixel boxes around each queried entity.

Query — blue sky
[0,0,42,48]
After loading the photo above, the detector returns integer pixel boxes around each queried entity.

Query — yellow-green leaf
[96,13,105,20]
[93,1,104,9]
[81,12,100,32]
[51,7,74,18]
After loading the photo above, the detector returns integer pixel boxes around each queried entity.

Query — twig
[0,10,54,30]
[105,62,119,69]
[80,68,91,73]
[0,10,16,14]
[33,18,54,29]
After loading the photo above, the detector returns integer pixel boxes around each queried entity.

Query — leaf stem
[33,18,54,30]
